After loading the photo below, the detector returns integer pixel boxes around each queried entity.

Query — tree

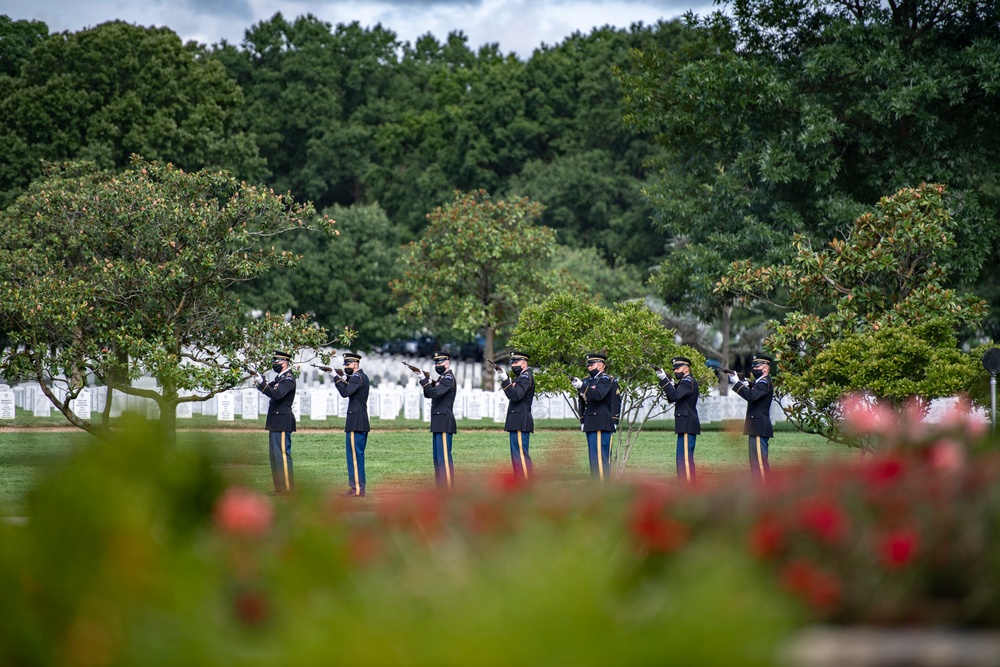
[0,20,264,208]
[0,158,336,443]
[390,189,567,390]
[717,184,988,445]
[236,202,408,350]
[509,292,713,475]
[619,0,1000,353]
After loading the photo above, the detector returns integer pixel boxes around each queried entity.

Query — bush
[1,403,997,666]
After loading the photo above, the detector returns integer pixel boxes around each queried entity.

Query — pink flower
[841,393,896,439]
[927,439,964,472]
[879,529,919,569]
[214,487,274,537]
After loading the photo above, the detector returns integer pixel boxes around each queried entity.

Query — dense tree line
[3,3,998,360]
[0,14,689,349]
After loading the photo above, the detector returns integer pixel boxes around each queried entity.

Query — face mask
[435,364,446,374]
[272,362,283,373]
[588,368,600,378]
[674,372,684,381]
[344,367,355,375]
[510,365,521,377]
[752,368,764,379]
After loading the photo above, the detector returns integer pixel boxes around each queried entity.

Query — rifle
[312,363,334,373]
[705,360,745,382]
[402,361,430,379]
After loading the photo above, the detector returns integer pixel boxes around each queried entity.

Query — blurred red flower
[780,558,842,610]
[629,492,688,554]
[748,519,784,559]
[798,499,848,545]
[879,529,919,569]
[234,591,269,626]
[214,487,274,537]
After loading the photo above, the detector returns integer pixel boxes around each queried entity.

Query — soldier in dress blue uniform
[332,351,370,498]
[410,351,457,490]
[731,353,774,482]
[656,356,701,483]
[571,352,617,481]
[253,350,297,495]
[496,350,535,480]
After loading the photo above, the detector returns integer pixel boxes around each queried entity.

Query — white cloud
[4,0,715,56]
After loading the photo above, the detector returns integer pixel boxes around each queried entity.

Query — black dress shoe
[342,490,366,498]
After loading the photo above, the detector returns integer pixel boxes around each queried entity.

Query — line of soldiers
[253,348,775,496]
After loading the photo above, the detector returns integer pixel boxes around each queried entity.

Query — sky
[4,0,718,58]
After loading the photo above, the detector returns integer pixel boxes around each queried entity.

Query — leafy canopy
[718,184,988,443]
[509,293,712,474]
[0,158,335,442]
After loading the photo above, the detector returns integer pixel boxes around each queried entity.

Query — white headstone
[309,390,328,420]
[145,399,160,419]
[466,390,483,420]
[33,391,52,417]
[217,392,235,421]
[241,389,258,420]
[291,394,301,421]
[70,388,91,420]
[453,393,465,420]
[379,391,398,420]
[337,393,349,418]
[110,391,125,418]
[91,386,107,414]
[423,397,432,421]
[403,392,421,420]
[176,399,193,419]
[494,393,508,423]
[202,396,218,416]
[0,386,15,419]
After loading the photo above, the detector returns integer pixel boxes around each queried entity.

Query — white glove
[570,377,583,390]
[655,367,667,380]
[496,368,508,382]
[729,372,740,385]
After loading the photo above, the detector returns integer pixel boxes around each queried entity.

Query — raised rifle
[402,361,431,379]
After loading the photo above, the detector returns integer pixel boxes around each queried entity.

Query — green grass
[0,423,848,516]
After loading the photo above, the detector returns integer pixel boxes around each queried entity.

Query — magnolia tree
[717,184,988,447]
[0,159,338,443]
[390,189,573,390]
[508,293,712,475]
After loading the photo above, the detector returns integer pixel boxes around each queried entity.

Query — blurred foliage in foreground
[1,403,998,665]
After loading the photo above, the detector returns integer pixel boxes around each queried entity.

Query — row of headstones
[0,380,783,423]
[0,379,981,424]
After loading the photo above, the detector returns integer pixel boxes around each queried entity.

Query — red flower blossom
[780,558,842,611]
[748,519,784,559]
[214,487,274,537]
[798,499,848,545]
[879,529,919,569]
[866,456,905,487]
[629,493,688,554]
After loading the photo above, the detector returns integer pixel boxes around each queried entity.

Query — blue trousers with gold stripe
[749,435,770,482]
[586,430,612,481]
[676,433,697,483]
[268,431,294,493]
[346,431,367,496]
[432,432,455,490]
[508,431,532,480]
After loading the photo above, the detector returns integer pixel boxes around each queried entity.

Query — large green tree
[717,184,988,445]
[509,293,712,475]
[390,190,569,390]
[621,0,1000,344]
[0,159,335,443]
[0,19,264,208]
[237,202,408,350]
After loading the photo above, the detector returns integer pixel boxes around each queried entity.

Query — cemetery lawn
[0,424,847,517]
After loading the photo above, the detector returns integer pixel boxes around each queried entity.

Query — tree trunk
[482,326,496,391]
[720,304,732,396]
[158,381,178,448]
